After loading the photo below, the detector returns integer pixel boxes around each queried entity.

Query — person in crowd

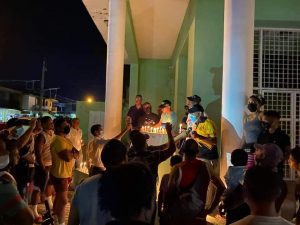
[10,118,38,199]
[6,118,38,156]
[288,147,300,224]
[67,118,83,168]
[31,116,55,222]
[50,118,79,225]
[99,162,156,225]
[127,95,145,129]
[158,155,183,225]
[254,143,287,213]
[190,114,219,173]
[165,139,210,225]
[257,110,290,176]
[68,139,128,225]
[231,166,293,225]
[156,100,178,133]
[186,95,204,130]
[138,102,160,127]
[129,122,176,179]
[87,122,131,176]
[221,149,249,225]
[0,132,34,225]
[181,105,189,126]
[242,95,265,169]
[224,149,248,194]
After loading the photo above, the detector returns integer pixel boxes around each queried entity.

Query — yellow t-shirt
[50,135,74,178]
[196,119,217,138]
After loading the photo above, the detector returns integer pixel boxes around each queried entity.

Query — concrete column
[221,0,255,178]
[104,0,126,139]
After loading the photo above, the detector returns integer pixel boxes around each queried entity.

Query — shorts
[34,165,50,192]
[50,174,72,192]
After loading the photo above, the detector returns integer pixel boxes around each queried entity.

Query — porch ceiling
[83,0,189,60]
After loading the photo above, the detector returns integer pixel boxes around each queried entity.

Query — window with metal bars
[253,28,300,180]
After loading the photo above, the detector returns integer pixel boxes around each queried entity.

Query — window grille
[254,28,300,180]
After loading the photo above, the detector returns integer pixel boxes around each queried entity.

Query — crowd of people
[0,93,299,225]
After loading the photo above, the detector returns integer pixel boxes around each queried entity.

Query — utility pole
[39,58,47,116]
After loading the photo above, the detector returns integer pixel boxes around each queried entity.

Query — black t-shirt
[127,106,145,128]
[257,128,290,155]
[138,113,160,127]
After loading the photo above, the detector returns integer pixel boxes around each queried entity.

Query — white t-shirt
[67,127,83,151]
[231,215,293,225]
[87,138,108,169]
[71,175,111,225]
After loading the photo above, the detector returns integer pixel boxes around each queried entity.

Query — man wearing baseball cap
[155,100,178,133]
[186,95,204,130]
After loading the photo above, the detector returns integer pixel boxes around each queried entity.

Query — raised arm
[157,123,176,163]
[17,118,37,149]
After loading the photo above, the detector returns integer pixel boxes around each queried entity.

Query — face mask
[261,121,271,130]
[0,154,10,170]
[247,103,257,112]
[63,126,71,135]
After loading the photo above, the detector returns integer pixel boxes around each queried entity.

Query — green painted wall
[138,59,173,113]
[76,101,105,143]
[186,19,195,97]
[125,0,139,63]
[129,63,139,106]
[172,0,224,150]
[256,0,300,22]
[193,0,224,130]
[174,55,188,121]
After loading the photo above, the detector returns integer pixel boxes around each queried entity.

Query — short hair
[72,118,80,123]
[90,124,101,136]
[54,118,66,130]
[244,166,282,202]
[170,155,183,167]
[101,139,127,167]
[131,132,147,151]
[41,116,52,125]
[182,139,199,157]
[290,146,300,164]
[99,162,155,220]
[263,110,281,119]
[249,95,266,106]
[231,149,248,166]
[136,95,142,99]
[129,130,140,140]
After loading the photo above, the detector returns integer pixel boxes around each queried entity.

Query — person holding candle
[156,100,178,134]
[138,102,160,128]
[186,95,204,131]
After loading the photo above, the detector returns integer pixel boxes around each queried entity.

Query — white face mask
[96,131,104,139]
[0,154,10,170]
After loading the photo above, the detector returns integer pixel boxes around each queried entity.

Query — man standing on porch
[127,94,145,129]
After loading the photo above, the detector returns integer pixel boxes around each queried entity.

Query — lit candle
[179,123,182,133]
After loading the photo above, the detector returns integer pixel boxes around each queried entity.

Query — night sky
[0,0,109,101]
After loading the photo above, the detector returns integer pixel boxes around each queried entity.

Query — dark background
[0,0,130,102]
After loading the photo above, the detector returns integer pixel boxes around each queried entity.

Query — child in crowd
[158,155,182,225]
[224,149,248,193]
[221,149,249,225]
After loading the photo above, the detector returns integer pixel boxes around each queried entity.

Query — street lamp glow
[87,97,93,103]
